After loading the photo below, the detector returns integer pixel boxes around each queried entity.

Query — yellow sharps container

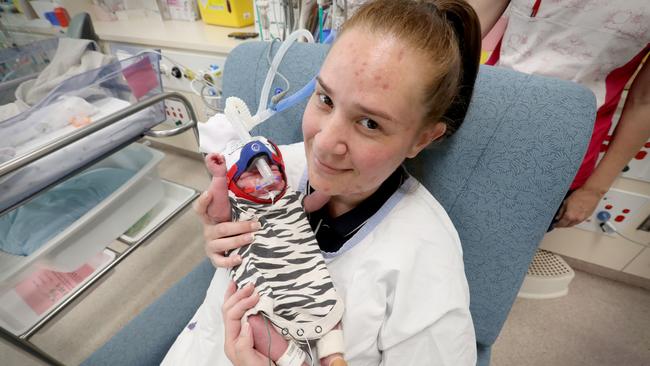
[198,0,255,27]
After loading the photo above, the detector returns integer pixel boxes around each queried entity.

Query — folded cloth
[0,102,20,122]
[14,38,115,108]
[197,113,239,154]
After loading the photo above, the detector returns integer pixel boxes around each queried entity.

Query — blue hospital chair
[83,42,596,366]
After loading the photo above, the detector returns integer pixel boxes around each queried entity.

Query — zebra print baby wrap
[228,189,344,342]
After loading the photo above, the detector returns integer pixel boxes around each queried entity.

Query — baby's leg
[204,153,231,223]
[249,314,290,361]
[249,315,347,366]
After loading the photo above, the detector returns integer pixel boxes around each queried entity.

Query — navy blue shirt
[306,166,407,253]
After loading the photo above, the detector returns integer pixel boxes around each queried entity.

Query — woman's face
[302,28,445,206]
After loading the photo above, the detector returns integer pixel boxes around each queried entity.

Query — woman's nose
[316,112,348,155]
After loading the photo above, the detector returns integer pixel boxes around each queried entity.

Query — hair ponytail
[436,0,482,136]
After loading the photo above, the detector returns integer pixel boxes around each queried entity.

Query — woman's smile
[313,154,350,175]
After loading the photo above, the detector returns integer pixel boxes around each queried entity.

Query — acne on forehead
[325,30,426,119]
[373,75,390,90]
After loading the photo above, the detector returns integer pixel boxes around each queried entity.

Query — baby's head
[224,137,287,202]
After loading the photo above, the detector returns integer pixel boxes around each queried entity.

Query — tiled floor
[493,270,650,366]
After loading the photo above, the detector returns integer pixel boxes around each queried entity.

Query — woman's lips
[314,155,348,174]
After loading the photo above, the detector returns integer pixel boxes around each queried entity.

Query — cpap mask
[224,97,277,191]
[222,132,287,204]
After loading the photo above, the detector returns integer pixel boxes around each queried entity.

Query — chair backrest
[223,41,596,365]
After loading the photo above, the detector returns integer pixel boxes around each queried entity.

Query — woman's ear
[406,122,446,158]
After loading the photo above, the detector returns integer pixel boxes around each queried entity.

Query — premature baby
[205,136,347,366]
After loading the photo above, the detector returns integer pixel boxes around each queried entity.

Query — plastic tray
[120,179,198,245]
[0,143,164,290]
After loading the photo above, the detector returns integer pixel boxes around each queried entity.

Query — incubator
[0,40,200,339]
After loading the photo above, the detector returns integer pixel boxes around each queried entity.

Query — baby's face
[235,163,285,198]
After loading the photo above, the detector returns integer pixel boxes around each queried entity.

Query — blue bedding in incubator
[0,167,134,256]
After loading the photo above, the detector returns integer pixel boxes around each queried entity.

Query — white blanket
[0,38,115,122]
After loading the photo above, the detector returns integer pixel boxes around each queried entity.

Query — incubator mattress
[0,167,135,256]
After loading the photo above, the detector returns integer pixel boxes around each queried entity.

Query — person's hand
[193,191,260,268]
[222,282,271,366]
[554,187,603,227]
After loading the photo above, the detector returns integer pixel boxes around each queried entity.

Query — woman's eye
[318,93,333,108]
[359,118,379,130]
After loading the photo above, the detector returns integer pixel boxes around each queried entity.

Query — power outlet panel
[164,98,192,126]
[621,141,650,182]
[158,49,225,95]
[107,42,227,101]
[575,188,650,235]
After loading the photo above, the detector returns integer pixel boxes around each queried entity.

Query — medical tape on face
[276,340,307,366]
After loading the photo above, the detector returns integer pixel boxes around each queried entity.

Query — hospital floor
[2,142,649,366]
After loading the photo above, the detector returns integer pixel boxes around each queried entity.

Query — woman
[163,0,482,365]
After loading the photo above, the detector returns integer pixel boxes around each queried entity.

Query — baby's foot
[204,153,231,223]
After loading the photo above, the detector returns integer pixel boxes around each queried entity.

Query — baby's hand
[205,153,227,177]
[194,190,261,268]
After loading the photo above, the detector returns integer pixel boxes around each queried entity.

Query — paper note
[14,262,97,315]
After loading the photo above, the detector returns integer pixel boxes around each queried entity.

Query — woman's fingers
[223,282,259,360]
[222,282,258,318]
[206,248,244,268]
[193,191,214,225]
[204,220,261,241]
[203,221,261,268]
[234,321,272,366]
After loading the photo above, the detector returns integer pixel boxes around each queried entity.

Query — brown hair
[339,0,481,137]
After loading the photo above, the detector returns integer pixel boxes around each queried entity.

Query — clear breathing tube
[250,30,336,127]
[233,29,336,190]
[224,97,277,189]
[256,29,315,117]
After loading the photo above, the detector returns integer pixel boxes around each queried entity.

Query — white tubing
[256,29,315,116]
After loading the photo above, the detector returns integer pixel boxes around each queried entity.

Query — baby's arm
[303,190,330,213]
[204,153,232,224]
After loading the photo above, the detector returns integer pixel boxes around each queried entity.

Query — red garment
[487,0,650,189]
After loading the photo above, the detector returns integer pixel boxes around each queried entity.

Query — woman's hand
[554,187,603,227]
[194,191,261,268]
[222,282,271,366]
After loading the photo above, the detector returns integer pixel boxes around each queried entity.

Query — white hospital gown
[162,143,476,365]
